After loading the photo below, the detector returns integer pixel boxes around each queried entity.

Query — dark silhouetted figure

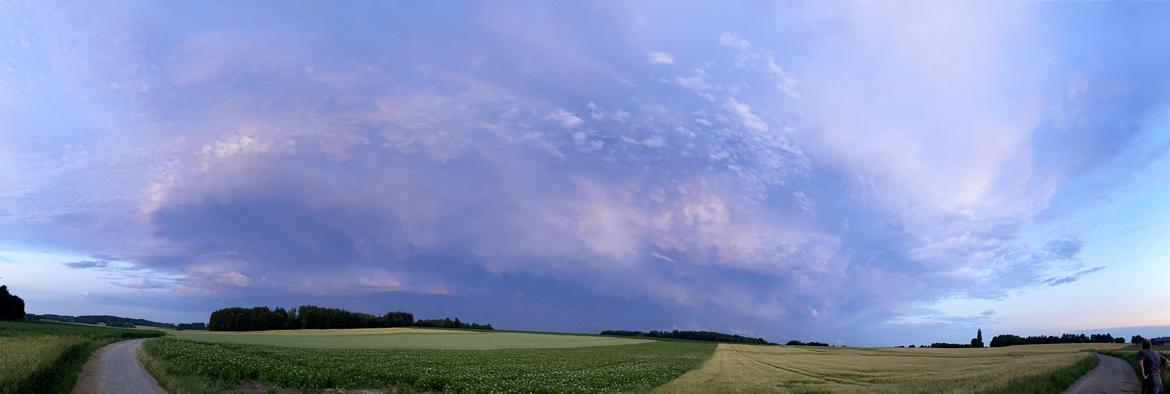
[1140,340,1169,394]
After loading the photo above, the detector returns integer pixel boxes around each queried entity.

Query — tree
[970,329,985,348]
[0,284,26,320]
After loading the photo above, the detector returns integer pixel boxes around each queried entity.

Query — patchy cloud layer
[2,2,1169,343]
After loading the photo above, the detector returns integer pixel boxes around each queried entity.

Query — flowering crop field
[144,337,715,393]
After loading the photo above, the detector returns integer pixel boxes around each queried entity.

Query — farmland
[168,327,651,349]
[658,343,1121,393]
[141,327,1123,393]
[144,335,714,393]
[0,320,163,394]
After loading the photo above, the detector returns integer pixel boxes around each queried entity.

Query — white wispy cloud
[718,32,750,50]
[547,108,584,128]
[724,98,767,133]
[676,69,715,101]
[648,51,675,65]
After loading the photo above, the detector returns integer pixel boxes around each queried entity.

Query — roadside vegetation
[1105,345,1170,383]
[0,320,163,394]
[144,336,714,393]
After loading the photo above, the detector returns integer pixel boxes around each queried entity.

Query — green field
[145,335,713,393]
[169,327,651,349]
[144,328,1120,393]
[0,321,163,394]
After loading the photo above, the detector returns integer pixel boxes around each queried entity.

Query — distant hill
[24,313,184,329]
[601,329,772,345]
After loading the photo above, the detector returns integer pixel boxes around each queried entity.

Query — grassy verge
[144,337,714,393]
[139,343,226,394]
[981,352,1099,394]
[0,320,164,394]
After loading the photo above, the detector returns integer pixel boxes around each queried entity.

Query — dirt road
[72,338,166,394]
[1062,353,1141,394]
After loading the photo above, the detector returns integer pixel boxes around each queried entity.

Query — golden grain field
[657,343,1123,393]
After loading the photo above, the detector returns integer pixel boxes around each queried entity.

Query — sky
[1,1,1169,346]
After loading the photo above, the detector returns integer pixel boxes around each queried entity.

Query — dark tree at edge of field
[0,284,25,320]
[601,330,772,345]
[786,340,829,346]
[989,332,1123,347]
[207,305,489,331]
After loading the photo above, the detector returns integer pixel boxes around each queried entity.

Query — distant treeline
[1129,335,1170,345]
[930,342,974,348]
[600,330,772,345]
[786,340,830,346]
[208,305,492,331]
[24,313,205,330]
[990,333,1127,347]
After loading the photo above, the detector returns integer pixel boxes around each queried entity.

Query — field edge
[979,352,1099,394]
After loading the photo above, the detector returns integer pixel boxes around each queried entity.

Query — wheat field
[657,343,1122,393]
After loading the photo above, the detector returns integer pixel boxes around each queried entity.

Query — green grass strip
[980,352,1099,394]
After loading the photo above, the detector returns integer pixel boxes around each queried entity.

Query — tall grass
[982,352,1099,394]
[0,320,163,394]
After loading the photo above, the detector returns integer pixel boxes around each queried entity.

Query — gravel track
[1062,353,1140,394]
[72,339,166,394]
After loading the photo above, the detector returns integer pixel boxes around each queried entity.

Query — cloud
[724,98,767,133]
[184,266,250,289]
[359,275,406,292]
[547,109,584,128]
[113,277,168,289]
[63,255,132,270]
[1044,266,1106,287]
[886,308,999,327]
[648,51,675,65]
[675,69,715,101]
[2,1,1168,345]
[64,260,109,269]
[717,32,750,50]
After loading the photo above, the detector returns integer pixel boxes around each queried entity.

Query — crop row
[145,337,714,393]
